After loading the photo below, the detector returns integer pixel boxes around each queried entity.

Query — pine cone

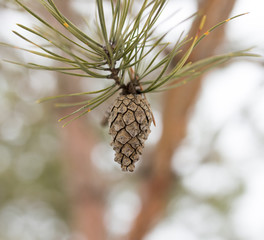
[108,94,153,172]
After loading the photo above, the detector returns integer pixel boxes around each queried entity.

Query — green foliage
[1,0,259,126]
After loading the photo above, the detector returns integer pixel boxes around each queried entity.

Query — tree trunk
[54,1,107,240]
[127,0,236,239]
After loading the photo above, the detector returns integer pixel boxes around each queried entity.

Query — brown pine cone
[108,94,153,172]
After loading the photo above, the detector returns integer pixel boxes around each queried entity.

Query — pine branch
[1,0,259,124]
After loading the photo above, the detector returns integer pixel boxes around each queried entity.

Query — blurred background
[0,0,264,240]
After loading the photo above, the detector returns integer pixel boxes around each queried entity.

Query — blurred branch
[127,0,236,239]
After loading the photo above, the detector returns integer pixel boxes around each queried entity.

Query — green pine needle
[1,0,259,126]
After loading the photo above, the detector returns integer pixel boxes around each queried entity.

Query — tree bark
[127,0,236,239]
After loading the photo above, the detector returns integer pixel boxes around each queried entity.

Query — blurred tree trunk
[54,1,107,240]
[126,0,236,239]
[60,120,107,240]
